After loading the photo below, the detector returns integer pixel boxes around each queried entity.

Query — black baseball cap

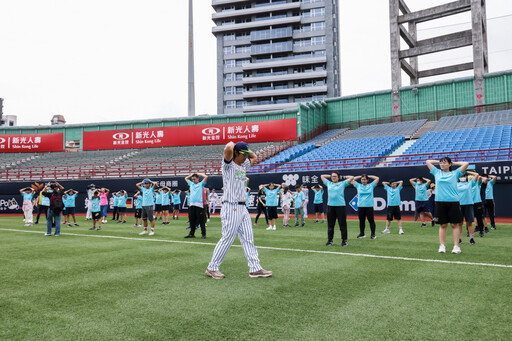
[234,142,250,155]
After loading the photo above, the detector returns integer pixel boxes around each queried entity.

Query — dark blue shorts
[415,201,430,213]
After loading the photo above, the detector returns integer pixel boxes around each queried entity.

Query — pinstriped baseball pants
[207,203,263,273]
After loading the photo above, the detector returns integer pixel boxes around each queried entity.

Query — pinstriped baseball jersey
[222,158,250,202]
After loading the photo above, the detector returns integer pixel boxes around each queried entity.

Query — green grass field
[1,215,511,340]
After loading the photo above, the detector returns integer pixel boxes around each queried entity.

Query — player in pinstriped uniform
[206,141,272,279]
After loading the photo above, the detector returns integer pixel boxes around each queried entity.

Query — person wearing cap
[184,173,209,239]
[206,141,272,279]
[136,179,158,236]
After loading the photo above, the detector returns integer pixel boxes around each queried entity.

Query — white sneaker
[149,230,155,236]
[452,245,461,254]
[272,226,276,230]
[438,244,446,253]
[207,219,210,222]
[266,226,273,230]
[399,229,404,235]
[137,225,142,227]
[382,229,390,234]
[139,230,148,235]
[24,223,31,227]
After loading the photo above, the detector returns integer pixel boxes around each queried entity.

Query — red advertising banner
[82,118,297,151]
[0,133,63,153]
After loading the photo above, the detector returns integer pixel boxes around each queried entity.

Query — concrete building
[212,0,340,114]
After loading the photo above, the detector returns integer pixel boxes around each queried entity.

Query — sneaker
[149,230,154,236]
[207,219,210,222]
[452,245,461,254]
[466,232,470,237]
[74,224,79,226]
[272,226,276,231]
[421,223,426,227]
[382,229,390,234]
[370,235,376,239]
[122,221,126,224]
[139,230,148,235]
[132,224,137,227]
[470,238,476,245]
[54,234,59,237]
[341,240,348,247]
[301,223,305,227]
[24,224,30,227]
[459,239,462,244]
[89,227,96,230]
[201,236,206,239]
[399,229,404,235]
[254,223,258,226]
[117,221,122,224]
[484,227,489,233]
[438,244,446,253]
[67,223,71,227]
[205,269,225,279]
[325,241,333,246]
[266,226,273,231]
[294,224,299,227]
[491,226,496,230]
[44,233,51,236]
[184,235,196,238]
[321,220,325,223]
[431,221,435,227]
[356,234,366,239]
[315,220,319,223]
[249,269,272,278]
[479,231,484,238]
[137,225,142,227]
[97,227,102,231]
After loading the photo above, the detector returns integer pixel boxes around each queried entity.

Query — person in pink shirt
[99,188,110,224]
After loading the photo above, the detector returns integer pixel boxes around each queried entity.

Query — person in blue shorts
[63,189,79,227]
[321,172,354,246]
[171,189,182,220]
[481,174,497,231]
[427,157,469,254]
[457,172,477,245]
[410,177,434,227]
[351,174,380,239]
[262,182,282,231]
[382,179,404,235]
[311,185,325,224]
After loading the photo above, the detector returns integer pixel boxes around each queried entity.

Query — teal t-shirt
[188,180,206,203]
[161,192,170,206]
[472,180,482,204]
[22,192,34,201]
[485,180,494,200]
[313,188,324,204]
[414,183,428,201]
[117,195,127,208]
[263,188,279,207]
[135,196,143,209]
[141,187,154,206]
[430,166,464,202]
[323,179,349,206]
[457,182,473,205]
[155,192,162,205]
[65,194,77,208]
[91,197,101,213]
[113,195,119,207]
[384,184,402,207]
[294,191,305,209]
[354,181,377,208]
[172,193,181,205]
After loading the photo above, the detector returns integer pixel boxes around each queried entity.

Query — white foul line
[1,228,511,269]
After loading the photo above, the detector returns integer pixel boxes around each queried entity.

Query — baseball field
[1,215,511,340]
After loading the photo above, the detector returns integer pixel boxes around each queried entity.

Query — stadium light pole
[188,0,196,117]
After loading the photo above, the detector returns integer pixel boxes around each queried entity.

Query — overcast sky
[0,0,511,126]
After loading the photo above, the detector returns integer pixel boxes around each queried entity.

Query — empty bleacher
[306,128,349,146]
[430,110,512,132]
[337,119,427,140]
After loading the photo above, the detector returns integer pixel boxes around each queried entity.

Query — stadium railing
[2,147,510,181]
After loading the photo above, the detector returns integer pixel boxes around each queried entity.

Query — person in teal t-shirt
[293,186,306,227]
[382,180,404,235]
[262,183,282,231]
[427,157,469,254]
[136,179,158,236]
[63,189,79,227]
[409,177,434,227]
[457,173,477,245]
[481,174,497,231]
[19,186,36,226]
[133,191,143,227]
[311,185,325,224]
[89,190,102,231]
[351,174,380,239]
[321,172,354,247]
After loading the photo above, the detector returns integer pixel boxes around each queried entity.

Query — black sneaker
[315,220,319,223]
[201,236,206,239]
[89,227,96,230]
[122,221,126,224]
[470,238,476,245]
[294,224,299,227]
[74,223,79,226]
[341,240,348,247]
[370,235,376,239]
[491,225,496,230]
[357,234,366,239]
[484,227,489,233]
[301,223,305,227]
[466,232,470,237]
[97,227,102,231]
[421,223,426,227]
[325,241,333,246]
[184,235,196,238]
[117,221,122,224]
[479,231,485,238]
[431,221,435,227]
[459,238,462,244]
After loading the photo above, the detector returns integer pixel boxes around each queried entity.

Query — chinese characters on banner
[0,133,63,153]
[82,118,297,151]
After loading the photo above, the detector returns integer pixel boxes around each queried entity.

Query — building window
[224,59,235,68]
[235,73,243,81]
[224,86,234,95]
[223,46,235,55]
[223,33,235,41]
[224,73,234,82]
[311,22,325,31]
[311,36,326,45]
[225,100,236,109]
[236,45,251,53]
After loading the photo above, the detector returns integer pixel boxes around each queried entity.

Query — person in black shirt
[253,187,269,228]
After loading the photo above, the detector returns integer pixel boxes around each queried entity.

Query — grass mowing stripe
[2,227,511,269]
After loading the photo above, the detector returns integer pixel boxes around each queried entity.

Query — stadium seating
[306,128,349,145]
[430,110,512,131]
[337,119,427,140]
[257,143,315,167]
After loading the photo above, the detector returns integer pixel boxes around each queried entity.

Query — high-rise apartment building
[212,0,340,114]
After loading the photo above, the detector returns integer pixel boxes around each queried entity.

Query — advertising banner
[0,133,63,153]
[82,119,297,151]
